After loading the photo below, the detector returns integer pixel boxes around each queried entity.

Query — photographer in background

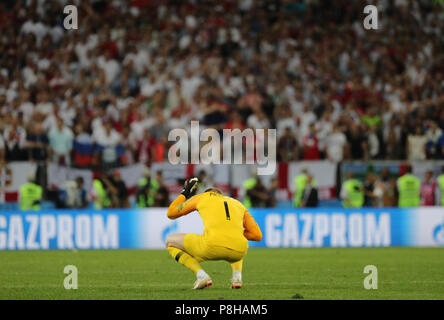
[136,167,159,208]
[266,177,278,208]
[153,171,169,207]
[300,174,319,208]
[19,172,42,211]
[108,170,129,208]
[420,170,437,206]
[58,176,88,209]
[247,178,269,208]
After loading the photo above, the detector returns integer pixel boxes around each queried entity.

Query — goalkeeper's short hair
[205,187,223,195]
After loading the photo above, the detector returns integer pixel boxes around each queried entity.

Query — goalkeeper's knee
[167,247,183,261]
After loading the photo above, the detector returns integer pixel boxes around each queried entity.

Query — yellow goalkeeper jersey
[167,191,262,252]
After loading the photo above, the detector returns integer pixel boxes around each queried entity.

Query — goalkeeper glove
[181,177,199,199]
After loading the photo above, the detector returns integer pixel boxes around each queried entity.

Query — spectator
[407,126,427,161]
[377,167,392,194]
[325,123,347,163]
[397,165,421,208]
[316,111,333,154]
[0,134,5,162]
[385,125,403,160]
[19,172,42,211]
[275,106,297,138]
[425,121,442,159]
[49,117,73,166]
[34,91,54,119]
[201,97,229,129]
[246,110,270,130]
[136,167,158,208]
[109,170,129,208]
[246,178,269,208]
[266,177,278,208]
[367,124,380,159]
[277,127,298,162]
[1,0,444,210]
[98,51,120,85]
[302,123,320,160]
[437,166,444,206]
[383,179,398,207]
[136,129,157,165]
[0,0,442,170]
[299,104,316,142]
[26,122,49,162]
[225,112,246,131]
[150,109,169,142]
[421,170,437,206]
[372,178,385,208]
[237,83,263,118]
[340,172,364,209]
[94,121,123,169]
[197,170,212,193]
[3,118,27,161]
[438,132,444,159]
[58,177,88,209]
[373,168,393,208]
[363,172,377,207]
[18,90,35,124]
[300,174,319,208]
[73,124,95,167]
[153,171,170,207]
[91,172,112,210]
[346,123,367,160]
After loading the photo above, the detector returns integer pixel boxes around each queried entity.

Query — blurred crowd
[1,0,444,171]
[339,165,444,208]
[19,165,171,210]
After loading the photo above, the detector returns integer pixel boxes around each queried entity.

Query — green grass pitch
[1,248,444,300]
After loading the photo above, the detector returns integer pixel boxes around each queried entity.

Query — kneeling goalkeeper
[166,178,262,289]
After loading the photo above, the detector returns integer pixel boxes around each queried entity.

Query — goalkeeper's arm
[243,211,262,241]
[167,178,200,219]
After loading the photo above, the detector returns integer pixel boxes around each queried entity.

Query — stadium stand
[0,0,444,209]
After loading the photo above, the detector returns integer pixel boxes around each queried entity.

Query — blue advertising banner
[249,208,407,248]
[0,208,443,250]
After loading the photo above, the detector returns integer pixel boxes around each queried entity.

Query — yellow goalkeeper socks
[167,247,202,275]
[230,259,243,273]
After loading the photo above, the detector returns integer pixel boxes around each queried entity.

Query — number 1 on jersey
[224,201,231,220]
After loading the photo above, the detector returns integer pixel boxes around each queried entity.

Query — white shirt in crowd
[181,75,202,103]
[19,101,34,123]
[3,126,27,150]
[298,111,316,142]
[75,41,93,68]
[316,120,333,151]
[0,134,5,151]
[124,49,150,74]
[94,126,121,163]
[326,131,347,162]
[408,134,427,160]
[21,19,48,45]
[276,118,297,138]
[247,113,270,129]
[93,127,121,147]
[35,101,53,116]
[140,77,160,97]
[97,56,121,84]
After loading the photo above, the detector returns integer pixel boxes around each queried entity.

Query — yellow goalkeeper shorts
[184,234,246,263]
